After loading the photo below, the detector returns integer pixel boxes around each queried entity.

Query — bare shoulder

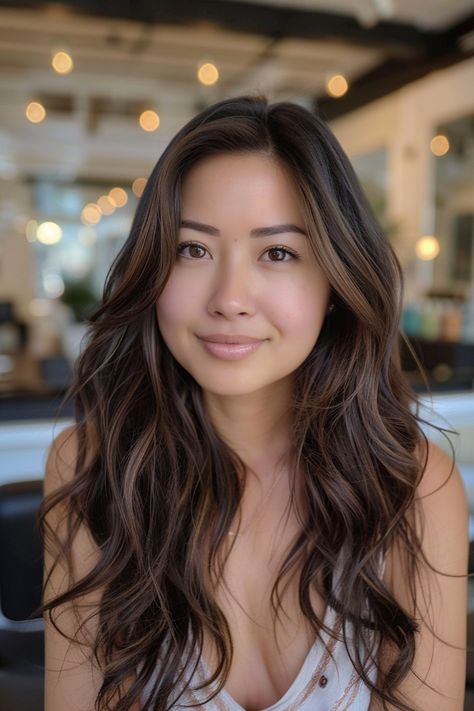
[43,422,102,591]
[43,424,106,711]
[44,423,93,494]
[372,437,469,711]
[43,424,141,710]
[413,438,469,583]
[415,436,468,501]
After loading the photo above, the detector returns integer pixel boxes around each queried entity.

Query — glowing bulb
[37,221,62,244]
[415,235,440,260]
[430,134,449,156]
[132,177,147,197]
[97,195,116,215]
[108,187,128,207]
[81,203,102,225]
[139,110,160,132]
[52,50,74,75]
[197,62,219,86]
[26,102,46,123]
[326,74,349,98]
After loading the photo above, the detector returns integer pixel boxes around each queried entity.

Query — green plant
[60,276,99,323]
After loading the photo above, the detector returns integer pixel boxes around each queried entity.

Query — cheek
[264,281,328,336]
[156,272,201,329]
[156,285,179,333]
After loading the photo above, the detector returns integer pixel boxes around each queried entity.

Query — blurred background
[0,1,473,709]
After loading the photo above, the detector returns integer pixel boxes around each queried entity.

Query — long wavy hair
[37,94,463,711]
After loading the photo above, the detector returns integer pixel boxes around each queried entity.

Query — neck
[202,376,294,479]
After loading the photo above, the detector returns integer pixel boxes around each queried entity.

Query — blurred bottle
[461,286,474,344]
[419,298,441,340]
[439,300,463,342]
[402,300,422,337]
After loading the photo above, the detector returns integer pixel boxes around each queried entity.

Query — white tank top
[142,550,386,711]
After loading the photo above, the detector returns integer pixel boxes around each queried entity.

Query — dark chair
[0,480,44,711]
[467,609,474,711]
[467,538,474,711]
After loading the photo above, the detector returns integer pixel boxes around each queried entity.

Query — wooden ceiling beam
[0,0,446,52]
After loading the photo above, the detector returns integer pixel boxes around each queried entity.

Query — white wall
[330,56,474,302]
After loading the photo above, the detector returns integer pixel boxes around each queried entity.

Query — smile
[196,337,265,361]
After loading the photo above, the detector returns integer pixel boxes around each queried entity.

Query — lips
[197,334,264,344]
[197,335,265,361]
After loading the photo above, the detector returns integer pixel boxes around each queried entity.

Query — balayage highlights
[37,94,464,711]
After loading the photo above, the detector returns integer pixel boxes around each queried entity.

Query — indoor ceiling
[0,0,472,182]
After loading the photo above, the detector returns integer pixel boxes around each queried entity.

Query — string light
[139,110,160,132]
[415,235,440,260]
[108,187,128,207]
[430,134,450,156]
[326,74,349,98]
[26,102,46,123]
[36,221,62,244]
[52,50,74,75]
[97,195,116,215]
[197,62,219,86]
[81,203,102,225]
[132,177,147,197]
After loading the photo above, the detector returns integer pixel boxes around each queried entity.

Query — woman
[39,94,469,711]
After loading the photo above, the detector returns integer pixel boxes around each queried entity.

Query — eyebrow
[180,219,307,238]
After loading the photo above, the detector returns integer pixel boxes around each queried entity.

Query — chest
[201,511,328,711]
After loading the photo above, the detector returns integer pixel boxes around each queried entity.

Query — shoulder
[415,436,468,504]
[374,437,469,711]
[388,436,470,607]
[44,424,78,490]
[44,423,97,495]
[413,437,469,571]
[43,426,141,710]
[383,437,469,582]
[43,423,100,577]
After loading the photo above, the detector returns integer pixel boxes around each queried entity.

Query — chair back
[0,480,44,667]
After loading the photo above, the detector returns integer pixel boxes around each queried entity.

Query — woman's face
[156,152,331,397]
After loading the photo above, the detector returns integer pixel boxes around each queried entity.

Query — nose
[206,255,257,319]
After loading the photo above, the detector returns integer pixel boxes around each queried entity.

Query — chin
[193,369,290,397]
[196,378,266,397]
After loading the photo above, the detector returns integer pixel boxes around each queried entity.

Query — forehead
[180,152,303,215]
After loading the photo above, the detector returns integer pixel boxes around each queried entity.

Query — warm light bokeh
[132,177,147,197]
[51,50,74,75]
[415,235,441,260]
[81,203,102,225]
[25,101,46,123]
[139,110,160,132]
[197,62,219,86]
[430,134,450,156]
[108,187,128,207]
[326,74,349,98]
[97,195,116,215]
[36,221,62,245]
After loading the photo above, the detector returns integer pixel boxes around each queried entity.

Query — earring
[328,303,335,313]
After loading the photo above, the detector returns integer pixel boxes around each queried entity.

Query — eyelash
[176,241,300,262]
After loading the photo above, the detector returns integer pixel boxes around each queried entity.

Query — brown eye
[177,242,208,259]
[189,245,205,259]
[264,247,299,262]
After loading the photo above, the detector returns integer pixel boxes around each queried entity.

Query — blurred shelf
[0,391,74,421]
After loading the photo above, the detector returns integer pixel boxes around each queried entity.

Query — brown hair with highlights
[37,94,465,711]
